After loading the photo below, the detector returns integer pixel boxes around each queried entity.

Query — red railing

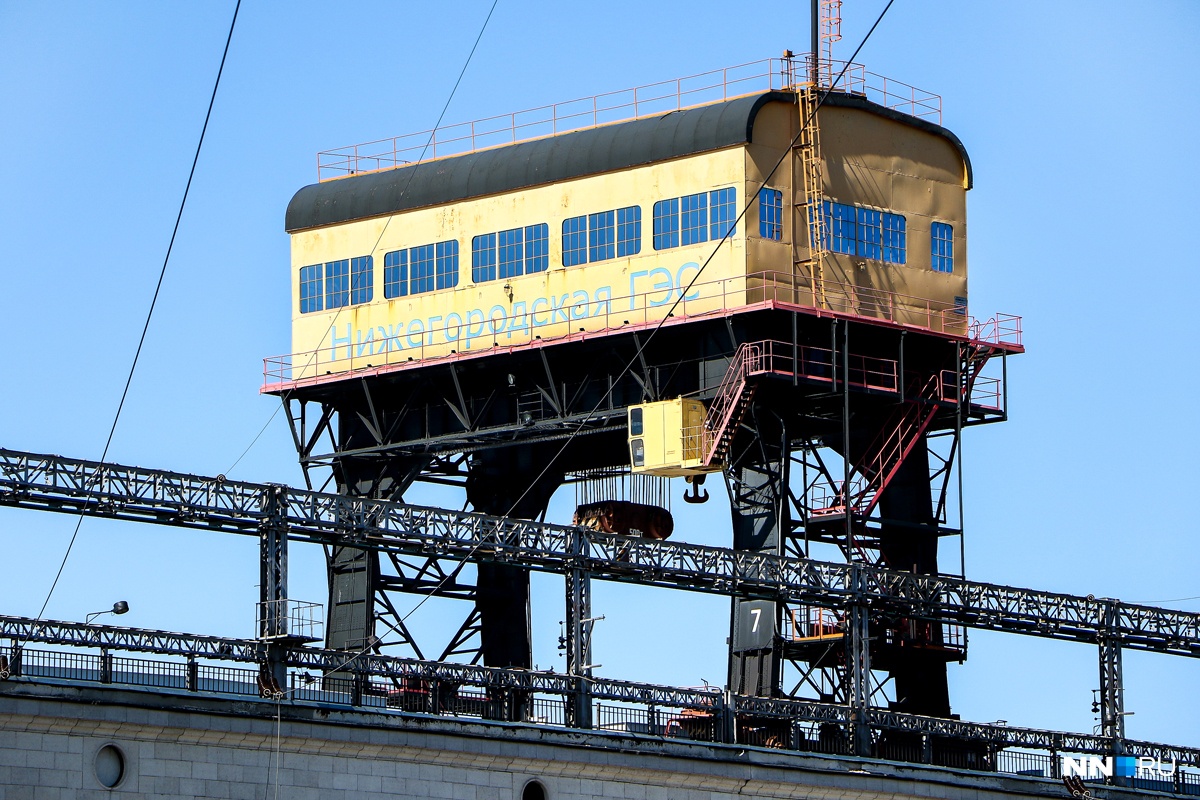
[316,54,942,180]
[263,271,1018,391]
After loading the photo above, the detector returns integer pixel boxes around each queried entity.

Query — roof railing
[316,55,942,181]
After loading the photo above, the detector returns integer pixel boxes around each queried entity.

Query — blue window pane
[709,187,736,240]
[472,233,496,283]
[882,213,906,264]
[299,264,323,313]
[525,224,549,273]
[814,201,832,250]
[563,216,587,266]
[653,199,679,250]
[856,207,882,261]
[830,202,856,255]
[325,259,350,309]
[931,222,953,273]
[588,210,615,263]
[758,189,783,240]
[384,250,407,298]
[498,228,524,278]
[617,206,641,257]
[435,240,459,289]
[680,193,708,246]
[350,256,373,305]
[410,244,435,294]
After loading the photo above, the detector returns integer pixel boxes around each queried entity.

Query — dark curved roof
[286,91,971,233]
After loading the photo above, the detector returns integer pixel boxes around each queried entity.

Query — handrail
[315,55,942,181]
[264,270,1021,391]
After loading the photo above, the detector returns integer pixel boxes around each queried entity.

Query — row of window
[299,190,954,313]
[298,191,739,312]
[756,191,954,273]
[823,200,909,265]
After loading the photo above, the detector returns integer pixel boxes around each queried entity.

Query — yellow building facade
[280,90,971,385]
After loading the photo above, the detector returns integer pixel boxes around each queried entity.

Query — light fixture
[86,601,130,625]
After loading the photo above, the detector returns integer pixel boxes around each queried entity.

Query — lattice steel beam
[1,448,1198,656]
[2,614,1198,768]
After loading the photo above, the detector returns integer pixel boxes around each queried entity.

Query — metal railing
[315,55,942,180]
[256,599,323,642]
[4,641,1198,793]
[264,271,1019,390]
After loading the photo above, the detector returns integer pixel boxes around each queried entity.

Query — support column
[846,565,873,756]
[1099,602,1125,747]
[259,484,289,694]
[565,530,594,728]
[466,446,564,673]
[726,407,788,697]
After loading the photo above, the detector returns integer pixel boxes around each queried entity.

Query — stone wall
[0,682,1125,800]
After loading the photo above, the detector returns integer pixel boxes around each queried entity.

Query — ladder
[796,87,827,309]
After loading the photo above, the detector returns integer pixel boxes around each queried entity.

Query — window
[564,207,639,266]
[629,407,643,436]
[435,240,459,289]
[299,264,323,313]
[856,207,882,261]
[655,188,736,250]
[617,206,641,257]
[474,224,549,281]
[325,259,350,309]
[525,223,549,273]
[882,213,906,264]
[498,228,523,279]
[384,250,408,298]
[653,198,679,250]
[410,244,435,294]
[826,201,856,255]
[759,189,783,240]
[563,216,587,266]
[931,222,954,273]
[350,256,373,305]
[680,192,707,246]
[588,210,615,263]
[710,187,736,240]
[472,233,497,283]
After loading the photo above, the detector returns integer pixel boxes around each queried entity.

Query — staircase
[701,342,763,467]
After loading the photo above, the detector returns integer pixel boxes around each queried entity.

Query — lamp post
[86,601,129,625]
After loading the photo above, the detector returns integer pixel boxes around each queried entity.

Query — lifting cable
[36,0,243,621]
[395,0,898,629]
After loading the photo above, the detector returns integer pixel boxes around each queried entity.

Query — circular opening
[95,744,125,789]
[522,780,547,800]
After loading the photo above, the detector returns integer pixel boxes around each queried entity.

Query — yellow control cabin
[274,61,971,389]
[628,399,712,477]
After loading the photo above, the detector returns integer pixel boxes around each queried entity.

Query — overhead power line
[37,0,243,620]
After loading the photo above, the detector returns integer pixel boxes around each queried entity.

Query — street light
[86,601,130,625]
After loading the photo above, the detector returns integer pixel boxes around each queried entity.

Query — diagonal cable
[396,0,897,630]
[36,0,242,620]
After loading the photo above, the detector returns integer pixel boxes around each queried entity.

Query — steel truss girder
[1,448,1199,657]
[1,614,1197,769]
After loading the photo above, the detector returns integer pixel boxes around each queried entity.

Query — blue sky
[0,1,1196,747]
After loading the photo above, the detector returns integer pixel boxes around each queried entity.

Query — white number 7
[749,607,761,632]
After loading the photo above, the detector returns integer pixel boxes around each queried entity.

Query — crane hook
[683,474,709,504]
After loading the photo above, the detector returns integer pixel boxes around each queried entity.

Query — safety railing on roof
[316,55,942,180]
[263,271,1019,390]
